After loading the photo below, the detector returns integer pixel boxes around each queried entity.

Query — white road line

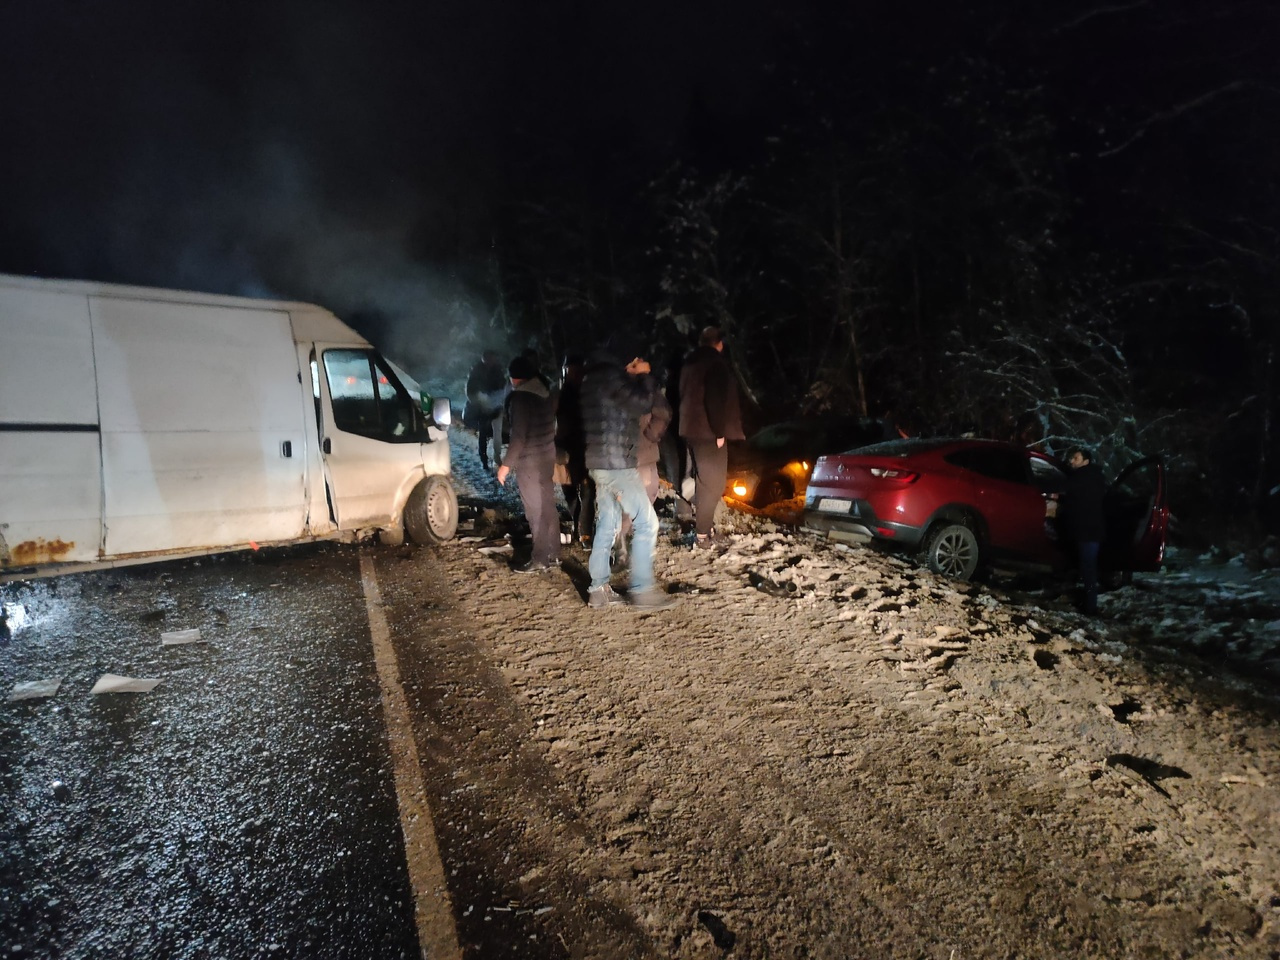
[359,550,462,960]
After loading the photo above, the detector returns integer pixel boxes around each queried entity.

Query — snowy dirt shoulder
[376,512,1280,958]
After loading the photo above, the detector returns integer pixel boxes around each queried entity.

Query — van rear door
[312,346,426,530]
[92,297,309,556]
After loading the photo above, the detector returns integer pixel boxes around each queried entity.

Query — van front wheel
[404,475,458,544]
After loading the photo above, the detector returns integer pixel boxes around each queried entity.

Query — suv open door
[1102,456,1169,573]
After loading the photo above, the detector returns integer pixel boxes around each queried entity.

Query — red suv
[803,438,1168,580]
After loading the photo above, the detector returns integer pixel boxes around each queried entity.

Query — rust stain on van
[9,538,76,565]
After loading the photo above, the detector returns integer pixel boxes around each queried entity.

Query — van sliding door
[92,298,309,556]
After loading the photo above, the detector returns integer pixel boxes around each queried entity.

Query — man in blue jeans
[580,336,676,611]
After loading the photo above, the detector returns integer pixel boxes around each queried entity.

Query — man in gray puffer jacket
[497,356,560,573]
[580,336,675,610]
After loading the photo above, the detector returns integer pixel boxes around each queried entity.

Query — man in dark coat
[555,354,593,544]
[580,335,675,610]
[497,356,560,573]
[660,348,687,499]
[678,326,745,546]
[465,349,508,471]
[1060,446,1107,615]
[502,348,552,442]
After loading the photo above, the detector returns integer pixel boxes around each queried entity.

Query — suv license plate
[818,498,852,514]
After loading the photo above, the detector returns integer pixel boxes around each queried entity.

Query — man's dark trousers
[688,439,727,537]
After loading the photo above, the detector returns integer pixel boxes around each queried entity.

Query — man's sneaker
[629,586,677,611]
[587,584,626,608]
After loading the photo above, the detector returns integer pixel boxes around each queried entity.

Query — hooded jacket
[678,344,745,442]
[503,378,556,470]
[466,358,508,414]
[581,349,660,470]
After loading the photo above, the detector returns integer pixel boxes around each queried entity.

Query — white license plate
[818,498,852,514]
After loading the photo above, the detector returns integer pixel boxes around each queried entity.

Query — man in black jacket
[498,356,560,573]
[580,336,675,610]
[1061,446,1107,615]
[555,354,593,544]
[678,326,745,547]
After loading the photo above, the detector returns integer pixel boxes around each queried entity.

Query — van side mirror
[421,393,451,428]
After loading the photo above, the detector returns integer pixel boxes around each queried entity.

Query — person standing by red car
[1060,446,1107,615]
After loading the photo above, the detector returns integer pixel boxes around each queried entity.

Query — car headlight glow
[727,472,758,500]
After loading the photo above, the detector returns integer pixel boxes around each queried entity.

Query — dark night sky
[2,1,1278,391]
[2,5,766,272]
[0,0,802,372]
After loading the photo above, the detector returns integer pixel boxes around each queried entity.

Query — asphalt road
[1,543,423,960]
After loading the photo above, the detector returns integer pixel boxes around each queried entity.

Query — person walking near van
[466,349,507,471]
[1060,446,1107,616]
[678,326,745,548]
[503,348,552,441]
[581,335,675,611]
[497,356,560,573]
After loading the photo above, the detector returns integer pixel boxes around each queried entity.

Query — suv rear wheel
[924,522,980,580]
[753,476,792,507]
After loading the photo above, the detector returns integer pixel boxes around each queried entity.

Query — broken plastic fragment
[9,678,63,701]
[90,674,162,694]
[160,628,203,646]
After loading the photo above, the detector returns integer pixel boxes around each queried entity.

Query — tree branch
[1053,1,1151,33]
[1099,80,1277,158]
[1178,220,1280,268]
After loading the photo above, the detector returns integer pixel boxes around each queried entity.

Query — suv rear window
[945,448,1029,484]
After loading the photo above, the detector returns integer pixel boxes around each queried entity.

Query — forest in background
[2,1,1275,545]
[473,2,1279,545]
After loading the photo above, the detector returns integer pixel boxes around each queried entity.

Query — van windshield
[322,349,419,441]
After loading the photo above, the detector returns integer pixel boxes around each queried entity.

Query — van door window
[322,349,419,441]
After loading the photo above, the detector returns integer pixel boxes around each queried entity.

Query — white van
[0,273,458,578]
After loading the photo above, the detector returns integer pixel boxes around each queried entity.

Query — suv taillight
[869,467,918,482]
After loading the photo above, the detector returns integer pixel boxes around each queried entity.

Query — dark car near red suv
[803,438,1168,580]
